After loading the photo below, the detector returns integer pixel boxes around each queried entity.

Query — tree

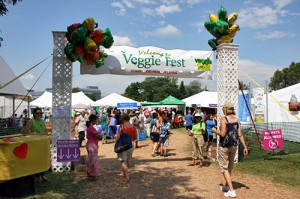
[185,80,206,97]
[238,81,250,90]
[178,81,187,99]
[269,62,300,91]
[0,0,23,46]
[123,77,179,102]
[72,87,81,92]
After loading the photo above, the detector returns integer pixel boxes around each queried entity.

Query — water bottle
[290,94,297,102]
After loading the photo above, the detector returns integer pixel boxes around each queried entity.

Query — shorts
[150,133,160,142]
[186,126,192,130]
[159,136,169,147]
[117,147,134,162]
[218,146,237,172]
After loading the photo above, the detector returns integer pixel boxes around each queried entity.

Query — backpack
[220,116,239,147]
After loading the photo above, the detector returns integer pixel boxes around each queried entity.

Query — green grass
[236,153,300,190]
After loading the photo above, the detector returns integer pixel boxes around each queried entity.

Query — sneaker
[220,185,230,192]
[224,190,237,198]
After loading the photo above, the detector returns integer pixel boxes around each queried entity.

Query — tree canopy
[123,77,207,102]
[0,0,23,46]
[269,62,300,91]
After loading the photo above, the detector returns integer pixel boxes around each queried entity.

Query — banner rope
[0,54,52,90]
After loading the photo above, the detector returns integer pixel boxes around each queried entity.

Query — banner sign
[81,46,213,79]
[117,102,138,109]
[252,88,265,123]
[238,90,250,123]
[57,140,80,162]
[262,129,283,150]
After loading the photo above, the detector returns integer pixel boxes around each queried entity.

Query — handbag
[106,116,110,125]
[114,127,132,153]
[151,125,159,134]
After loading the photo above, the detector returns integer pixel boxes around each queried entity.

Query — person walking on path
[159,117,171,157]
[185,110,194,131]
[75,111,87,147]
[187,113,206,168]
[212,101,248,198]
[116,114,137,183]
[85,114,106,180]
[132,111,141,148]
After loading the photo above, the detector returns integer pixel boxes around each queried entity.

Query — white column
[217,43,239,163]
[51,31,72,171]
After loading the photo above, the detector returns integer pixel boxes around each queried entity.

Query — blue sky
[1,0,299,96]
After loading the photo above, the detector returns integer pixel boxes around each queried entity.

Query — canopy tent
[30,91,52,108]
[142,95,185,106]
[91,93,139,107]
[72,103,89,109]
[0,56,28,96]
[182,91,218,108]
[30,91,94,108]
[71,91,94,106]
[159,95,185,105]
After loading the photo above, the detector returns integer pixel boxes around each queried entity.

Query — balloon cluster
[64,18,114,68]
[204,6,239,51]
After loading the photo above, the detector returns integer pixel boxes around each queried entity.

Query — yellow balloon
[227,12,238,26]
[217,35,232,45]
[228,24,239,37]
[209,13,218,23]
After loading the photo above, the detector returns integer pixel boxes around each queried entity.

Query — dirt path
[78,128,299,199]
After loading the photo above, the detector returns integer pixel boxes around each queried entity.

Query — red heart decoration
[13,143,28,159]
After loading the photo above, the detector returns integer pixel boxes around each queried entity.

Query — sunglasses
[35,112,42,115]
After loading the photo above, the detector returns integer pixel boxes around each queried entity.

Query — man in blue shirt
[184,110,193,130]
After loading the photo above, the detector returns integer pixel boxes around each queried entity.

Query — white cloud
[238,59,281,88]
[140,24,181,37]
[254,31,295,40]
[111,1,127,16]
[20,74,34,80]
[191,21,204,33]
[141,7,154,16]
[155,4,181,17]
[273,0,293,9]
[122,0,135,8]
[183,0,204,6]
[113,35,135,46]
[238,6,281,28]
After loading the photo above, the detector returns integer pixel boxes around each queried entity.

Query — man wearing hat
[131,110,141,148]
[212,101,248,198]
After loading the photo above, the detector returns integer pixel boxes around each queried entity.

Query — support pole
[51,31,72,172]
[216,43,239,163]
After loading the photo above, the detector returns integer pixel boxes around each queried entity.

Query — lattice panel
[216,44,240,163]
[52,31,72,172]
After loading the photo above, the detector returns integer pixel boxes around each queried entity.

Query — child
[159,117,171,157]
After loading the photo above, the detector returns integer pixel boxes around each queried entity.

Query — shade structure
[159,95,185,105]
[91,93,139,107]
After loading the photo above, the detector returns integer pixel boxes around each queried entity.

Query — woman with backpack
[212,101,248,198]
[187,113,206,168]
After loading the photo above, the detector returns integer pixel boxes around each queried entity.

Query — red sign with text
[262,129,283,150]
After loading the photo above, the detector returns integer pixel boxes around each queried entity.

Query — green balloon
[218,5,228,21]
[208,39,217,51]
[215,19,229,35]
[204,21,221,38]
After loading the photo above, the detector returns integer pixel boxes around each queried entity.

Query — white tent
[30,91,52,107]
[30,91,94,108]
[0,56,28,96]
[182,91,218,107]
[72,91,94,107]
[91,93,140,107]
[262,83,300,123]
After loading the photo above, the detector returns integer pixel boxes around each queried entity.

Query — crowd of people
[7,103,248,197]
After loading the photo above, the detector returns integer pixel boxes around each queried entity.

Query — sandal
[187,163,195,166]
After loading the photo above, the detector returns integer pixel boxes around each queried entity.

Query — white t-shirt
[75,115,87,132]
